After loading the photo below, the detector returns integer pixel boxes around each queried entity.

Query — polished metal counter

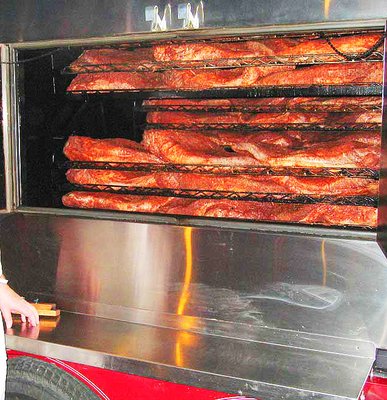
[5,311,374,400]
[1,213,386,399]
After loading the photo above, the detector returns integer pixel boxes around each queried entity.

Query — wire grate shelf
[140,102,383,114]
[76,29,384,50]
[66,84,383,99]
[67,184,378,207]
[62,51,383,75]
[146,122,381,132]
[63,161,380,180]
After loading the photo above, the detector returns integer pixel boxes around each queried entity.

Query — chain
[320,33,385,61]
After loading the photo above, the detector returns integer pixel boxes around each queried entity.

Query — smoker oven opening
[18,48,145,207]
[15,29,384,228]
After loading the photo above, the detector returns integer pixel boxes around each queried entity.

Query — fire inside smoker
[62,32,383,228]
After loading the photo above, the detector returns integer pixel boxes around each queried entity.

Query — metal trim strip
[13,208,377,240]
[6,20,387,50]
[4,311,376,400]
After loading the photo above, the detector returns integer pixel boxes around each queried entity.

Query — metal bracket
[178,1,204,29]
[145,4,172,32]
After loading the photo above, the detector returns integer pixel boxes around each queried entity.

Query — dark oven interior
[18,47,141,207]
[15,28,385,229]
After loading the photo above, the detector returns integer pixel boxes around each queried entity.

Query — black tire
[5,356,100,400]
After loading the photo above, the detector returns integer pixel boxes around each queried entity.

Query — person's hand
[0,284,39,329]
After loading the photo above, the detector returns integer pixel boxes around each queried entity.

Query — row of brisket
[67,33,383,91]
[63,32,383,227]
[62,100,380,227]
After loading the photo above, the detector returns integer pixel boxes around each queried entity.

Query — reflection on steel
[1,46,16,212]
[175,227,194,367]
[325,0,332,19]
[1,213,387,398]
[177,227,193,315]
[145,4,172,32]
[178,2,204,30]
[0,4,386,398]
[5,311,374,400]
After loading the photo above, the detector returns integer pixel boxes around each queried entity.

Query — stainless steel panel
[5,311,375,400]
[1,213,384,397]
[1,46,17,212]
[1,213,385,345]
[0,0,386,43]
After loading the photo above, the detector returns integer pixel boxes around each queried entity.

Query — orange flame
[177,227,193,315]
[324,0,331,19]
[175,227,194,366]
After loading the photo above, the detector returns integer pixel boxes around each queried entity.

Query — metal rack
[79,29,385,50]
[140,102,383,114]
[146,122,381,132]
[62,52,383,75]
[68,183,378,207]
[62,31,383,214]
[63,161,380,179]
[62,29,385,74]
[66,84,383,99]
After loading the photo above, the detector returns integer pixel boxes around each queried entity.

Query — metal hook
[145,4,172,32]
[178,1,204,29]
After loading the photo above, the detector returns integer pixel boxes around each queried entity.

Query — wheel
[5,356,100,400]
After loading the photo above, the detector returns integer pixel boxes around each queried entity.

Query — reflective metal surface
[1,5,386,396]
[18,206,379,240]
[1,45,18,212]
[0,0,385,43]
[5,311,374,400]
[1,213,386,398]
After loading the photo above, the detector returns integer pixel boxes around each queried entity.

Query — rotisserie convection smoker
[0,1,387,399]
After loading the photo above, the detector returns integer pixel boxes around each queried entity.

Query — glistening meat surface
[142,129,260,165]
[235,139,379,168]
[67,71,163,91]
[155,173,378,196]
[146,111,332,125]
[66,61,381,93]
[153,33,383,61]
[153,40,275,61]
[143,97,382,110]
[207,130,381,165]
[62,191,179,212]
[258,62,383,86]
[66,170,159,187]
[66,169,378,196]
[164,199,377,227]
[142,129,380,168]
[62,191,377,227]
[70,48,155,72]
[210,130,381,148]
[273,33,383,57]
[162,66,294,90]
[64,136,162,163]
